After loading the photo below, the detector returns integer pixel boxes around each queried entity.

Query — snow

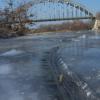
[62,63,68,69]
[82,83,88,90]
[86,91,91,97]
[0,49,23,56]
[67,71,72,76]
[60,60,64,64]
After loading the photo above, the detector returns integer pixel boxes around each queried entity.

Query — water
[0,32,79,100]
[61,32,100,99]
[0,31,99,100]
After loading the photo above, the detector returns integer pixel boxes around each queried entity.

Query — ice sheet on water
[89,35,100,39]
[78,34,86,39]
[2,92,38,100]
[0,49,23,56]
[8,95,24,100]
[72,38,80,42]
[0,64,12,75]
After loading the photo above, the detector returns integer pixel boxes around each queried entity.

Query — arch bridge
[26,0,95,22]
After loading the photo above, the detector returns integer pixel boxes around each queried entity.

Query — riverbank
[0,21,93,39]
[0,28,28,39]
[0,28,93,39]
[31,21,92,33]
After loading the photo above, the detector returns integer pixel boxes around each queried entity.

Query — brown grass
[32,21,92,33]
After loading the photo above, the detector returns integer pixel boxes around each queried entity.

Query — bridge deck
[32,17,95,22]
[0,17,95,24]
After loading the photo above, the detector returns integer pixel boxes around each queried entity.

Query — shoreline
[0,29,93,39]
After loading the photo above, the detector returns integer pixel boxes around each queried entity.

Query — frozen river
[0,31,100,100]
[60,32,100,99]
[0,32,79,100]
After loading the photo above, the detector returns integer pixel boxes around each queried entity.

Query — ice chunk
[60,60,64,64]
[63,63,68,69]
[82,83,88,90]
[1,49,23,56]
[86,91,91,97]
[67,71,72,76]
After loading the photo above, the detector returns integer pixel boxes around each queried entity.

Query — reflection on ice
[0,64,12,75]
[1,49,23,56]
[78,34,86,39]
[90,35,100,39]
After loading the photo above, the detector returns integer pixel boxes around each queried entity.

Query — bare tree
[0,0,35,34]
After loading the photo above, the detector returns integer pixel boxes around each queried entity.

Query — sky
[0,0,100,13]
[75,0,100,13]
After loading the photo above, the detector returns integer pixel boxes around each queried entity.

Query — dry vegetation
[0,0,32,38]
[96,12,100,20]
[32,21,93,33]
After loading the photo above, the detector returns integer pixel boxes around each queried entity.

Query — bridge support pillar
[93,19,100,30]
[93,13,100,31]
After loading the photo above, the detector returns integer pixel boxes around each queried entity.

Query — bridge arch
[25,0,95,22]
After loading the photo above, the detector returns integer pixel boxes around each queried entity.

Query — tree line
[0,0,33,31]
